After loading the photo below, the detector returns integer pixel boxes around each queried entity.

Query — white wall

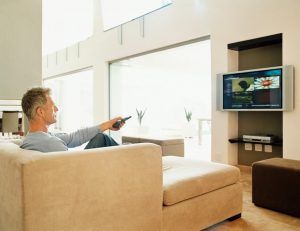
[209,0,300,163]
[43,0,300,163]
[0,0,42,99]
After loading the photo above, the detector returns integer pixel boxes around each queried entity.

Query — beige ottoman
[122,135,184,157]
[162,156,243,230]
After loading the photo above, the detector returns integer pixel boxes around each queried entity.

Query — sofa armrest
[1,143,163,231]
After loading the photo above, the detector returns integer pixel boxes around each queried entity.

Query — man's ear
[36,107,44,117]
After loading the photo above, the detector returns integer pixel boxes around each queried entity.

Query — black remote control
[112,116,132,129]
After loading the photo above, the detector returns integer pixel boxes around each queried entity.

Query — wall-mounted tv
[217,65,294,111]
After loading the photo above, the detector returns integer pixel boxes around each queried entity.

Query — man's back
[20,132,68,152]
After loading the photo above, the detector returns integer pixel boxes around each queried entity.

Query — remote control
[112,116,132,129]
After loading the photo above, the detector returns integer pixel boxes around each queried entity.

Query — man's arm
[99,117,123,132]
[55,126,100,148]
[56,117,124,148]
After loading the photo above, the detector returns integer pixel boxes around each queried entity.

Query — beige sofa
[0,142,242,231]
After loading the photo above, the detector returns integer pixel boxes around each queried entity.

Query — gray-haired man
[20,87,123,152]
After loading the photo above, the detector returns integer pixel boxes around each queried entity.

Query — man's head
[21,87,58,125]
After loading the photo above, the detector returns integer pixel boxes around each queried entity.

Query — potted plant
[184,108,192,123]
[136,108,147,126]
[183,108,193,138]
[136,108,148,135]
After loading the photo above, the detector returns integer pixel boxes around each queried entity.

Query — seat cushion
[162,156,240,205]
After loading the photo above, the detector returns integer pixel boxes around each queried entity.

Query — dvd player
[242,135,274,143]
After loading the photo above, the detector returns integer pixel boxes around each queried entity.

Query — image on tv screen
[223,68,282,109]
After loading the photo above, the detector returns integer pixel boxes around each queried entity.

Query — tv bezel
[217,65,294,111]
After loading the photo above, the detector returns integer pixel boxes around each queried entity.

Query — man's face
[39,95,58,125]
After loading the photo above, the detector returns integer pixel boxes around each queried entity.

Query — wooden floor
[204,166,300,231]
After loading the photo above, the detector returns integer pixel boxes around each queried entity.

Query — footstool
[252,158,300,217]
[162,156,243,230]
[122,135,184,157]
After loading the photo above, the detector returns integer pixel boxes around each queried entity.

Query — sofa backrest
[0,143,163,231]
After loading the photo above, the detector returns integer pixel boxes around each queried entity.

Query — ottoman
[122,135,184,157]
[252,158,300,217]
[162,156,242,230]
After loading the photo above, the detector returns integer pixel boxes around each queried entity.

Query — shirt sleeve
[54,126,101,148]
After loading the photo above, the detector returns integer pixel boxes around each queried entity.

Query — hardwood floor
[204,165,300,231]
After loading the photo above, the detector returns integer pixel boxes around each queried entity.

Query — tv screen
[217,65,294,111]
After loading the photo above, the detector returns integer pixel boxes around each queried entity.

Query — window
[109,40,211,160]
[100,0,172,30]
[43,69,93,132]
[43,0,93,55]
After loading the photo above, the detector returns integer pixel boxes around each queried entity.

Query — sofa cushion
[162,156,240,206]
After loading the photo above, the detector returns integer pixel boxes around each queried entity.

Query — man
[20,87,124,152]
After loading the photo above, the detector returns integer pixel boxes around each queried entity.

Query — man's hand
[99,117,124,132]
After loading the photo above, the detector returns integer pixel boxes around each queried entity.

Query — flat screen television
[217,65,294,111]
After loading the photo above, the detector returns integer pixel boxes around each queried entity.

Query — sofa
[0,142,242,231]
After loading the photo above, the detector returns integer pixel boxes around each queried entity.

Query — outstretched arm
[56,117,125,148]
[99,116,124,132]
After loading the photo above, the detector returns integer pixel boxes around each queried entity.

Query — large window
[43,69,93,132]
[43,0,93,55]
[109,40,211,160]
[100,0,172,30]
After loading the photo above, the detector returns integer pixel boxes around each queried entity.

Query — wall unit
[227,34,283,166]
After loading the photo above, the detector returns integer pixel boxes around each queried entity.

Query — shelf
[228,138,282,146]
[227,33,282,51]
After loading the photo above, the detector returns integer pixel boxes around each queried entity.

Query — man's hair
[21,87,51,121]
